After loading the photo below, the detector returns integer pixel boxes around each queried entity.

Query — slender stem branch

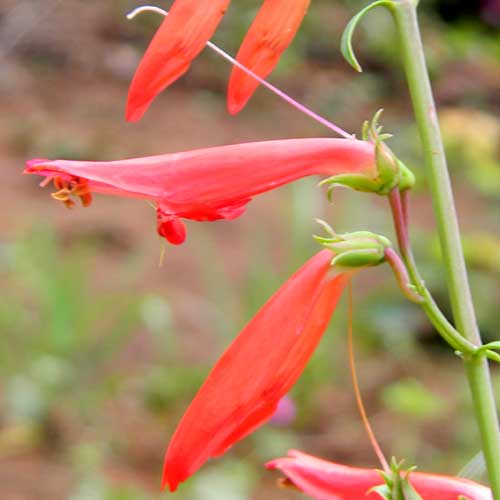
[391,1,500,495]
[388,190,475,354]
[383,247,423,304]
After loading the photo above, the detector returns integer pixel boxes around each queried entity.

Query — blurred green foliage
[381,379,446,419]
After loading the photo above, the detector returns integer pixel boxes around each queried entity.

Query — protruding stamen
[126,5,355,139]
[277,478,301,492]
[46,176,92,209]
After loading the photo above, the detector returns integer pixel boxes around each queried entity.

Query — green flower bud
[331,248,385,268]
[314,222,392,270]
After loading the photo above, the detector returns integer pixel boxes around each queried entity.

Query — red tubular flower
[126,0,231,122]
[24,138,376,245]
[267,450,493,500]
[162,251,349,491]
[227,0,311,114]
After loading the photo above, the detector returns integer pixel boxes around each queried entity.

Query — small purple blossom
[270,396,297,427]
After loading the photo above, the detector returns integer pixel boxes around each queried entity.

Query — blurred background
[0,0,499,498]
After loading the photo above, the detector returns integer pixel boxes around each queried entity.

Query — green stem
[391,1,500,495]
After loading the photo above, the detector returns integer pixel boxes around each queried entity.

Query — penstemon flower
[267,450,493,500]
[126,0,310,121]
[25,138,376,245]
[162,250,350,491]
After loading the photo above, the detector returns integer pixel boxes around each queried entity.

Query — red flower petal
[227,0,311,114]
[267,450,492,500]
[126,0,231,122]
[162,251,349,491]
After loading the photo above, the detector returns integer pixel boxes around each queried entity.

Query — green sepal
[374,140,401,194]
[341,0,395,73]
[319,173,386,197]
[398,160,416,191]
[371,459,424,500]
[332,248,384,268]
[314,221,392,270]
[370,110,415,193]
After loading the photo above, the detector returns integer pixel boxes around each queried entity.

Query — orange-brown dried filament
[277,478,301,492]
[50,176,92,208]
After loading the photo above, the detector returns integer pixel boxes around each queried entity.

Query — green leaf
[341,0,395,72]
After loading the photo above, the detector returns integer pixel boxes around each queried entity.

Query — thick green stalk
[391,1,500,495]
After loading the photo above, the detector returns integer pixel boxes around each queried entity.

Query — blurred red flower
[126,0,230,122]
[227,0,310,114]
[25,138,375,245]
[267,450,492,500]
[162,251,349,491]
[126,0,310,121]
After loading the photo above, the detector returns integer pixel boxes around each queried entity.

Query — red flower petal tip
[227,0,310,114]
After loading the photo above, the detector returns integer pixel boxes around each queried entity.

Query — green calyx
[374,141,415,194]
[314,220,391,269]
[372,458,424,500]
[320,111,415,199]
